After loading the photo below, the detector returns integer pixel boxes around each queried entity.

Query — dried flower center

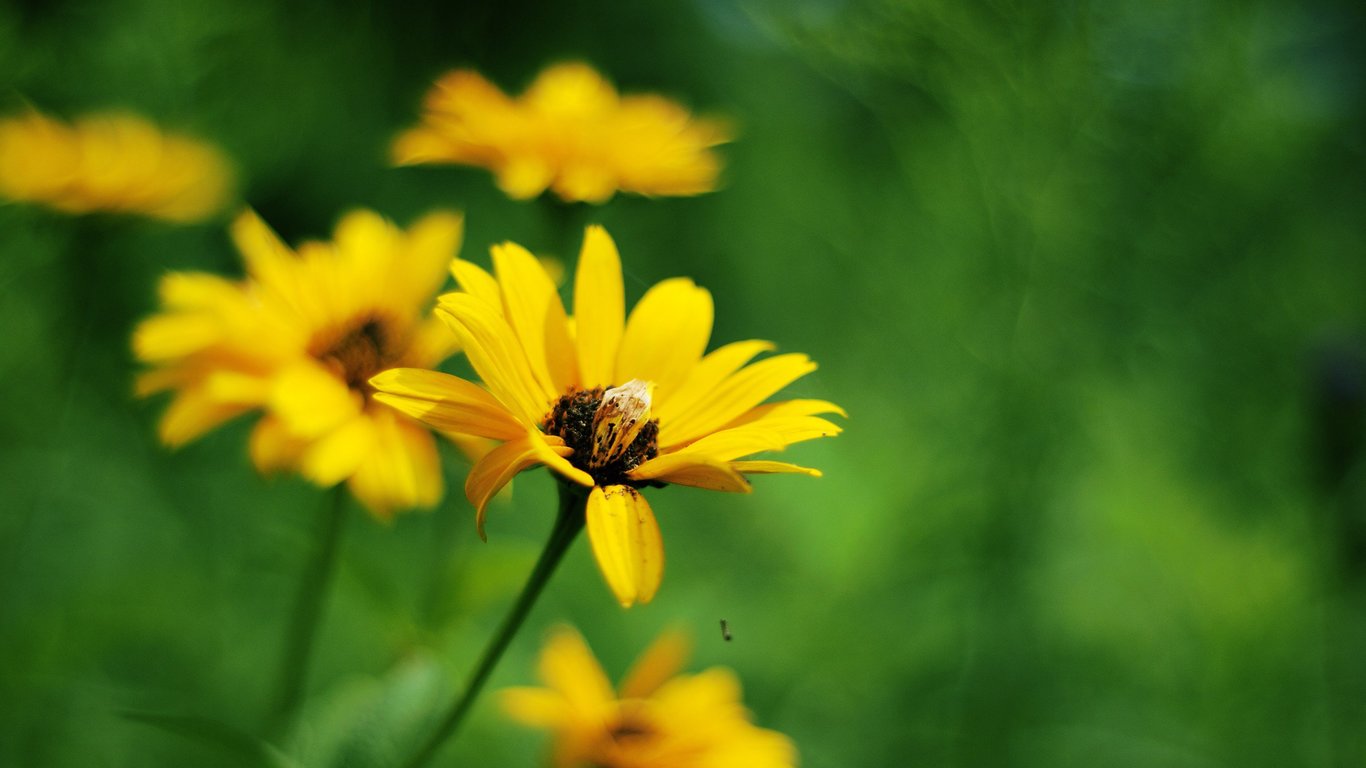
[313,315,399,392]
[543,379,659,486]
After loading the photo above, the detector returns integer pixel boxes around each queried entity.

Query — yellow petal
[656,339,774,428]
[615,278,713,402]
[499,687,571,728]
[730,460,823,477]
[402,210,464,303]
[538,626,615,712]
[370,367,525,441]
[492,241,578,396]
[572,226,624,388]
[726,398,848,424]
[449,260,504,314]
[436,293,554,426]
[249,415,307,472]
[269,361,362,439]
[619,629,691,699]
[464,431,592,538]
[585,485,664,608]
[157,389,248,447]
[229,208,299,306]
[347,412,443,518]
[627,454,752,493]
[299,414,376,487]
[679,416,842,460]
[660,353,817,448]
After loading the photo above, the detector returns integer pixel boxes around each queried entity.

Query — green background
[3,0,1366,766]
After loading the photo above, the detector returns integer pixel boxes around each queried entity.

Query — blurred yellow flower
[370,226,841,604]
[393,63,731,204]
[502,626,796,768]
[134,208,467,517]
[0,110,233,222]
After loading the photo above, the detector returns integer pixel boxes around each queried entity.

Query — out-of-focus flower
[370,226,842,604]
[393,63,731,204]
[134,208,468,517]
[0,110,234,222]
[502,626,797,768]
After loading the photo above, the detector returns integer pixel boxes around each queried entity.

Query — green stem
[400,482,588,768]
[270,485,348,734]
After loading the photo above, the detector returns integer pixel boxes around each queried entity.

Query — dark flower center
[543,385,659,486]
[314,315,399,393]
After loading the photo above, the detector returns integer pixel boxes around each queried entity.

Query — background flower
[134,208,465,517]
[0,110,233,222]
[393,62,731,203]
[502,626,795,768]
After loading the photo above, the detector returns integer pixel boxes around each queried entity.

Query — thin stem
[270,485,348,734]
[400,482,588,768]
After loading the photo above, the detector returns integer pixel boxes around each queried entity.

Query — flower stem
[399,482,588,768]
[270,485,347,735]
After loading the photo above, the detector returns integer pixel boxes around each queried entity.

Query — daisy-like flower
[392,62,731,204]
[502,626,796,768]
[370,226,842,605]
[134,208,466,517]
[0,110,233,222]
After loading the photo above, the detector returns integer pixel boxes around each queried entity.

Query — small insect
[720,619,732,642]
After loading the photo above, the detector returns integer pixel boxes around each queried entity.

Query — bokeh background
[4,0,1366,766]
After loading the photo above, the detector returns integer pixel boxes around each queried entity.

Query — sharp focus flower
[370,226,842,605]
[502,626,797,768]
[0,110,233,222]
[134,208,468,517]
[392,62,731,204]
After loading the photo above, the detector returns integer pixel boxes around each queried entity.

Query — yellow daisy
[392,62,731,204]
[370,226,842,605]
[134,208,466,518]
[0,110,233,222]
[502,626,797,768]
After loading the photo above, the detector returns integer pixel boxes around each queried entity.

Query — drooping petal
[369,367,525,441]
[655,340,773,428]
[615,278,713,402]
[659,353,817,448]
[464,431,592,538]
[573,226,624,388]
[436,293,555,426]
[619,629,691,699]
[585,485,664,608]
[627,454,752,493]
[492,241,578,395]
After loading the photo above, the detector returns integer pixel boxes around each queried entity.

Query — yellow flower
[502,626,797,768]
[134,208,467,518]
[0,110,233,222]
[370,226,842,604]
[392,62,731,204]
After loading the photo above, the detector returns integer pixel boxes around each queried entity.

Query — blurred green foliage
[2,0,1365,766]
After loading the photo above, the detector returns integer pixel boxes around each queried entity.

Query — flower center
[543,379,659,486]
[313,315,399,393]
